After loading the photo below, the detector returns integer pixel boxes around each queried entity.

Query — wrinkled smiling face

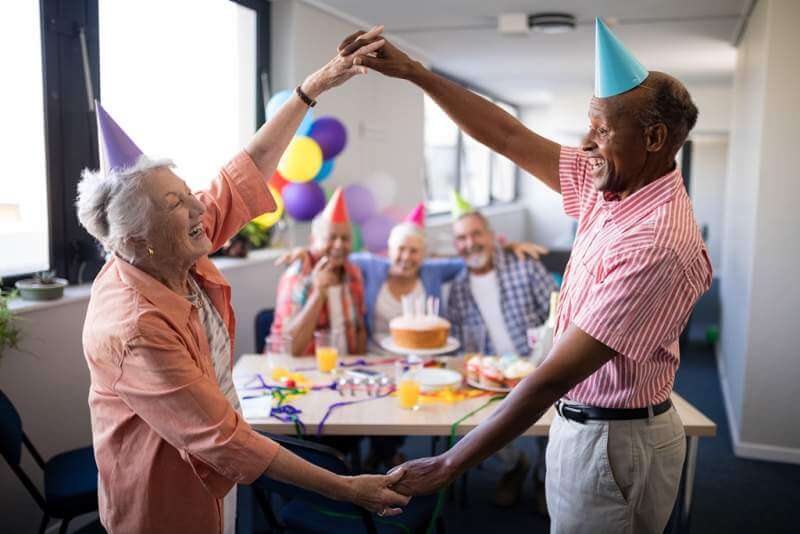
[312,221,352,268]
[143,167,211,263]
[582,96,649,194]
[389,234,424,278]
[452,214,493,271]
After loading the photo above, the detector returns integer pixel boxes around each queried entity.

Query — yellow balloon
[252,185,284,228]
[277,136,323,183]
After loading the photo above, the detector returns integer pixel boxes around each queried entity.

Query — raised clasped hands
[337,27,417,79]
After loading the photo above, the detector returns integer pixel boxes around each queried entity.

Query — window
[0,1,49,278]
[99,0,258,191]
[423,78,520,214]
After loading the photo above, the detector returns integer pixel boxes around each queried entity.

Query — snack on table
[468,355,537,389]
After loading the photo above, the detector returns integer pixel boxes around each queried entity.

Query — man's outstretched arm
[339,32,562,193]
[387,324,617,496]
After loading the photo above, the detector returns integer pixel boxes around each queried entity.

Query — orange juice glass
[314,331,339,373]
[397,378,421,410]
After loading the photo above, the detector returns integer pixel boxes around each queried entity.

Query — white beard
[465,252,489,270]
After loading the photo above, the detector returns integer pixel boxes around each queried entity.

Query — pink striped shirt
[553,146,712,408]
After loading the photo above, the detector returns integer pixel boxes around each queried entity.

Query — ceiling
[306,0,749,105]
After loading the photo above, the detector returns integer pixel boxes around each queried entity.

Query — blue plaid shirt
[446,246,557,356]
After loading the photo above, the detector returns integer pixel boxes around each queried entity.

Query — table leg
[679,436,699,533]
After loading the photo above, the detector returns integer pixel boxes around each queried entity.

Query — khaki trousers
[546,406,685,534]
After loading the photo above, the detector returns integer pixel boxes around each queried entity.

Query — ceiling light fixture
[528,13,576,34]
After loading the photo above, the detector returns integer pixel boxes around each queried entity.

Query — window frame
[424,68,521,216]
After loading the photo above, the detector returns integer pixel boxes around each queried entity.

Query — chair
[0,391,100,534]
[251,433,443,534]
[255,308,275,354]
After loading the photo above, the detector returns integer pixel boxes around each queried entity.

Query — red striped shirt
[553,146,712,408]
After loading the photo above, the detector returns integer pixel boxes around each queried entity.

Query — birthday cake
[466,355,536,389]
[390,294,450,349]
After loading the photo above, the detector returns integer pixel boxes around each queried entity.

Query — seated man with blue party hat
[446,190,556,510]
[345,18,712,533]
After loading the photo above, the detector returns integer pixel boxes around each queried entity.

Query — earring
[147,246,155,257]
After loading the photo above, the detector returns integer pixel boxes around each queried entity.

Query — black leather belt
[555,398,672,423]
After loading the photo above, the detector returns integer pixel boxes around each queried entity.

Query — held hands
[346,468,410,516]
[301,25,386,99]
[337,29,417,79]
[386,455,454,496]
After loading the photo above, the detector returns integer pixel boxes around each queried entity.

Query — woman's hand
[311,257,338,293]
[337,31,418,80]
[505,241,549,261]
[300,26,386,99]
[345,468,410,516]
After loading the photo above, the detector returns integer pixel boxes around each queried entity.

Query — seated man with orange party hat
[271,187,367,356]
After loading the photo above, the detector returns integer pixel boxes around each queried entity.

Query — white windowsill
[7,247,287,315]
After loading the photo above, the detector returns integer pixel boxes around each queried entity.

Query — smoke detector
[498,12,576,35]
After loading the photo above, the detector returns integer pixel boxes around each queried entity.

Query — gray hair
[76,155,174,260]
[388,222,426,252]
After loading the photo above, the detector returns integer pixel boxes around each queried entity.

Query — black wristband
[295,85,317,108]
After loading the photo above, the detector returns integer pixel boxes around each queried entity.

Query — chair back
[255,308,275,353]
[252,433,350,507]
[0,390,23,465]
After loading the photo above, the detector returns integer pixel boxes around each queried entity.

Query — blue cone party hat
[594,18,648,98]
[95,100,144,174]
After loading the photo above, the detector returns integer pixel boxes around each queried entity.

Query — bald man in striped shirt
[340,32,713,533]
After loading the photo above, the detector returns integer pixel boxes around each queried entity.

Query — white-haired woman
[78,28,409,534]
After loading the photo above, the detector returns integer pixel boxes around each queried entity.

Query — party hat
[322,187,350,223]
[594,18,648,98]
[403,202,425,227]
[95,100,144,174]
[451,190,474,219]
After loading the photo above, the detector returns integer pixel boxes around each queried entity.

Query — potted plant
[15,270,68,301]
[0,289,21,360]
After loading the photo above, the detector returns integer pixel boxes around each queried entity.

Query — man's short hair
[455,211,492,231]
[634,72,699,152]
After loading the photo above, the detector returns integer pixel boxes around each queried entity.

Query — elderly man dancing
[343,18,712,532]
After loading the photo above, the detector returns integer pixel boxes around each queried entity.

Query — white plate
[412,368,463,392]
[466,378,512,393]
[379,336,460,356]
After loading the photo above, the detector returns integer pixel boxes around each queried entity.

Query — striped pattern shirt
[554,146,712,408]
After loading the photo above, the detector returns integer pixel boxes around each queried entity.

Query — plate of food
[412,368,463,392]
[465,355,537,392]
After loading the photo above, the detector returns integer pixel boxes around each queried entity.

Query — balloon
[351,223,363,252]
[342,184,377,225]
[361,214,394,253]
[252,185,284,228]
[267,89,314,135]
[313,159,335,182]
[309,117,347,159]
[278,136,323,183]
[282,182,326,221]
[268,171,289,193]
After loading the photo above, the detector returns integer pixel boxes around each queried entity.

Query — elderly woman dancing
[77,27,408,534]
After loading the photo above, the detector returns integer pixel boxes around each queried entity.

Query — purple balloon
[343,184,377,225]
[282,182,326,221]
[361,214,395,253]
[309,117,347,159]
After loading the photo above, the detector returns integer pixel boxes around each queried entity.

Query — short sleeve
[572,246,690,363]
[559,146,590,220]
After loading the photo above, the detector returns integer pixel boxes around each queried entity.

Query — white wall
[690,136,729,273]
[719,0,800,463]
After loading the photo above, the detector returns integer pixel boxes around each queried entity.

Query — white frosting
[390,314,450,330]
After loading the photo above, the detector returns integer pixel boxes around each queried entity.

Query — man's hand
[337,31,417,80]
[275,247,311,269]
[311,257,338,293]
[506,241,550,262]
[386,455,454,496]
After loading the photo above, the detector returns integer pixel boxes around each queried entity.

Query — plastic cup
[314,331,340,373]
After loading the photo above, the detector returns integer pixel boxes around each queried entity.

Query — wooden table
[234,353,715,532]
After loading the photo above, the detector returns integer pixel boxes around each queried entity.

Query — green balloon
[351,223,363,251]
